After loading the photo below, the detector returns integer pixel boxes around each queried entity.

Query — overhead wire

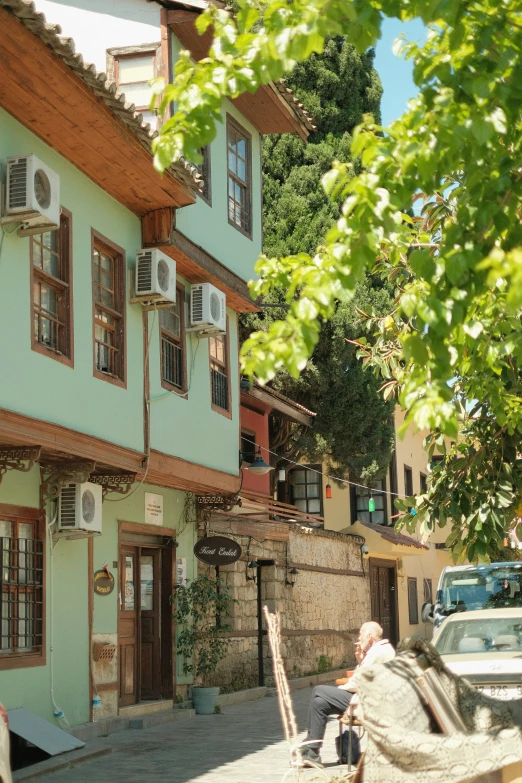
[240,434,411,500]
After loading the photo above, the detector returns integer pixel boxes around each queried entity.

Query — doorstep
[119,699,174,718]
[69,705,195,742]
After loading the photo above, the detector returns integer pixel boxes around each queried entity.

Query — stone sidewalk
[30,686,350,783]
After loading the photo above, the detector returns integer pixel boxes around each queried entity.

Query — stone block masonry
[197,522,370,688]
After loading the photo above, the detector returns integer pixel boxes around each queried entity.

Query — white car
[433,608,522,701]
[0,704,11,783]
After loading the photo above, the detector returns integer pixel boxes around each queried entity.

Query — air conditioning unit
[58,482,102,535]
[190,283,226,332]
[5,154,60,230]
[135,249,176,303]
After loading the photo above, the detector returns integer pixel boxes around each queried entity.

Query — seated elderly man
[300,621,395,767]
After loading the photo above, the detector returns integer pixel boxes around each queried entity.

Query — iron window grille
[160,297,185,390]
[209,333,229,411]
[0,522,43,657]
[31,214,71,358]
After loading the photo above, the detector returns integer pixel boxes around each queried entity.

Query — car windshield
[435,617,522,655]
[439,566,522,617]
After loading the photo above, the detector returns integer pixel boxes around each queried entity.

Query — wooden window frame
[195,145,212,206]
[160,284,187,395]
[226,115,252,239]
[408,577,419,625]
[108,45,161,129]
[350,477,388,525]
[0,505,45,671]
[30,209,73,367]
[209,318,232,418]
[241,429,256,465]
[420,472,428,494]
[91,230,127,389]
[289,465,323,516]
[404,465,414,497]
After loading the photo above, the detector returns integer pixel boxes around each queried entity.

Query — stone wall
[197,522,370,688]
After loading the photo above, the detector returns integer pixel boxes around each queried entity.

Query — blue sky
[374,18,426,126]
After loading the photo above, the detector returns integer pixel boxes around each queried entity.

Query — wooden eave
[166,9,311,140]
[0,4,197,215]
[152,229,258,313]
[0,406,241,496]
[241,387,314,427]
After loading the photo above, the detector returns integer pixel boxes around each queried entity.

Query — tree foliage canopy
[245,38,393,485]
[154,0,522,563]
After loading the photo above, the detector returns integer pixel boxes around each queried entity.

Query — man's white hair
[360,621,383,640]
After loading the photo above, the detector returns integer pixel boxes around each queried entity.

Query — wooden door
[119,547,139,707]
[369,559,398,645]
[139,548,161,700]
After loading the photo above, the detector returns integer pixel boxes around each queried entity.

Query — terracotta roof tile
[357,520,428,550]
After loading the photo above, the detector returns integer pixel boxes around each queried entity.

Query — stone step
[129,708,195,730]
[119,699,173,718]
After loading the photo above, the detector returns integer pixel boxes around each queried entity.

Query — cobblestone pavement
[34,686,350,783]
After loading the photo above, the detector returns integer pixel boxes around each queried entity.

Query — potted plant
[174,574,237,715]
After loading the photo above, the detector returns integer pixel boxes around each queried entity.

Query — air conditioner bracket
[129,293,175,310]
[40,460,96,505]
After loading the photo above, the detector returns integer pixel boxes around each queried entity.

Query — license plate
[475,684,522,700]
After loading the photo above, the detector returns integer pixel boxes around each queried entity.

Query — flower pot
[191,686,220,715]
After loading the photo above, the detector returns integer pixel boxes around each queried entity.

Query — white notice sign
[177,557,187,585]
[145,492,163,526]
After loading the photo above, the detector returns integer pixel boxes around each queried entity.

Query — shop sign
[194,536,242,566]
[145,492,163,526]
[93,567,115,595]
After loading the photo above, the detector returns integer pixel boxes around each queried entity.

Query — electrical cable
[105,306,157,502]
[47,504,69,727]
[240,434,409,499]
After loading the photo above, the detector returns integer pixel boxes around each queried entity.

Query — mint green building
[0,0,310,731]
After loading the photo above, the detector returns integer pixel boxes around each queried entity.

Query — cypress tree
[241,38,395,486]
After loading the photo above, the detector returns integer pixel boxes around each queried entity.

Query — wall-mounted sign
[145,492,163,526]
[196,495,241,512]
[177,556,187,585]
[93,567,115,596]
[194,536,242,566]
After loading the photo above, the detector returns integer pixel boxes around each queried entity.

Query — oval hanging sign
[194,536,242,566]
[93,568,115,595]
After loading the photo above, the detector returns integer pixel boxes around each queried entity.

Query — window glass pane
[18,524,33,584]
[236,138,246,158]
[372,509,385,524]
[140,556,154,611]
[120,82,153,107]
[295,499,307,512]
[160,305,180,338]
[0,522,11,584]
[39,285,58,316]
[306,484,320,499]
[293,470,306,484]
[124,556,135,610]
[308,498,321,514]
[118,56,154,83]
[237,157,246,182]
[228,150,237,174]
[139,110,158,128]
[293,485,306,499]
